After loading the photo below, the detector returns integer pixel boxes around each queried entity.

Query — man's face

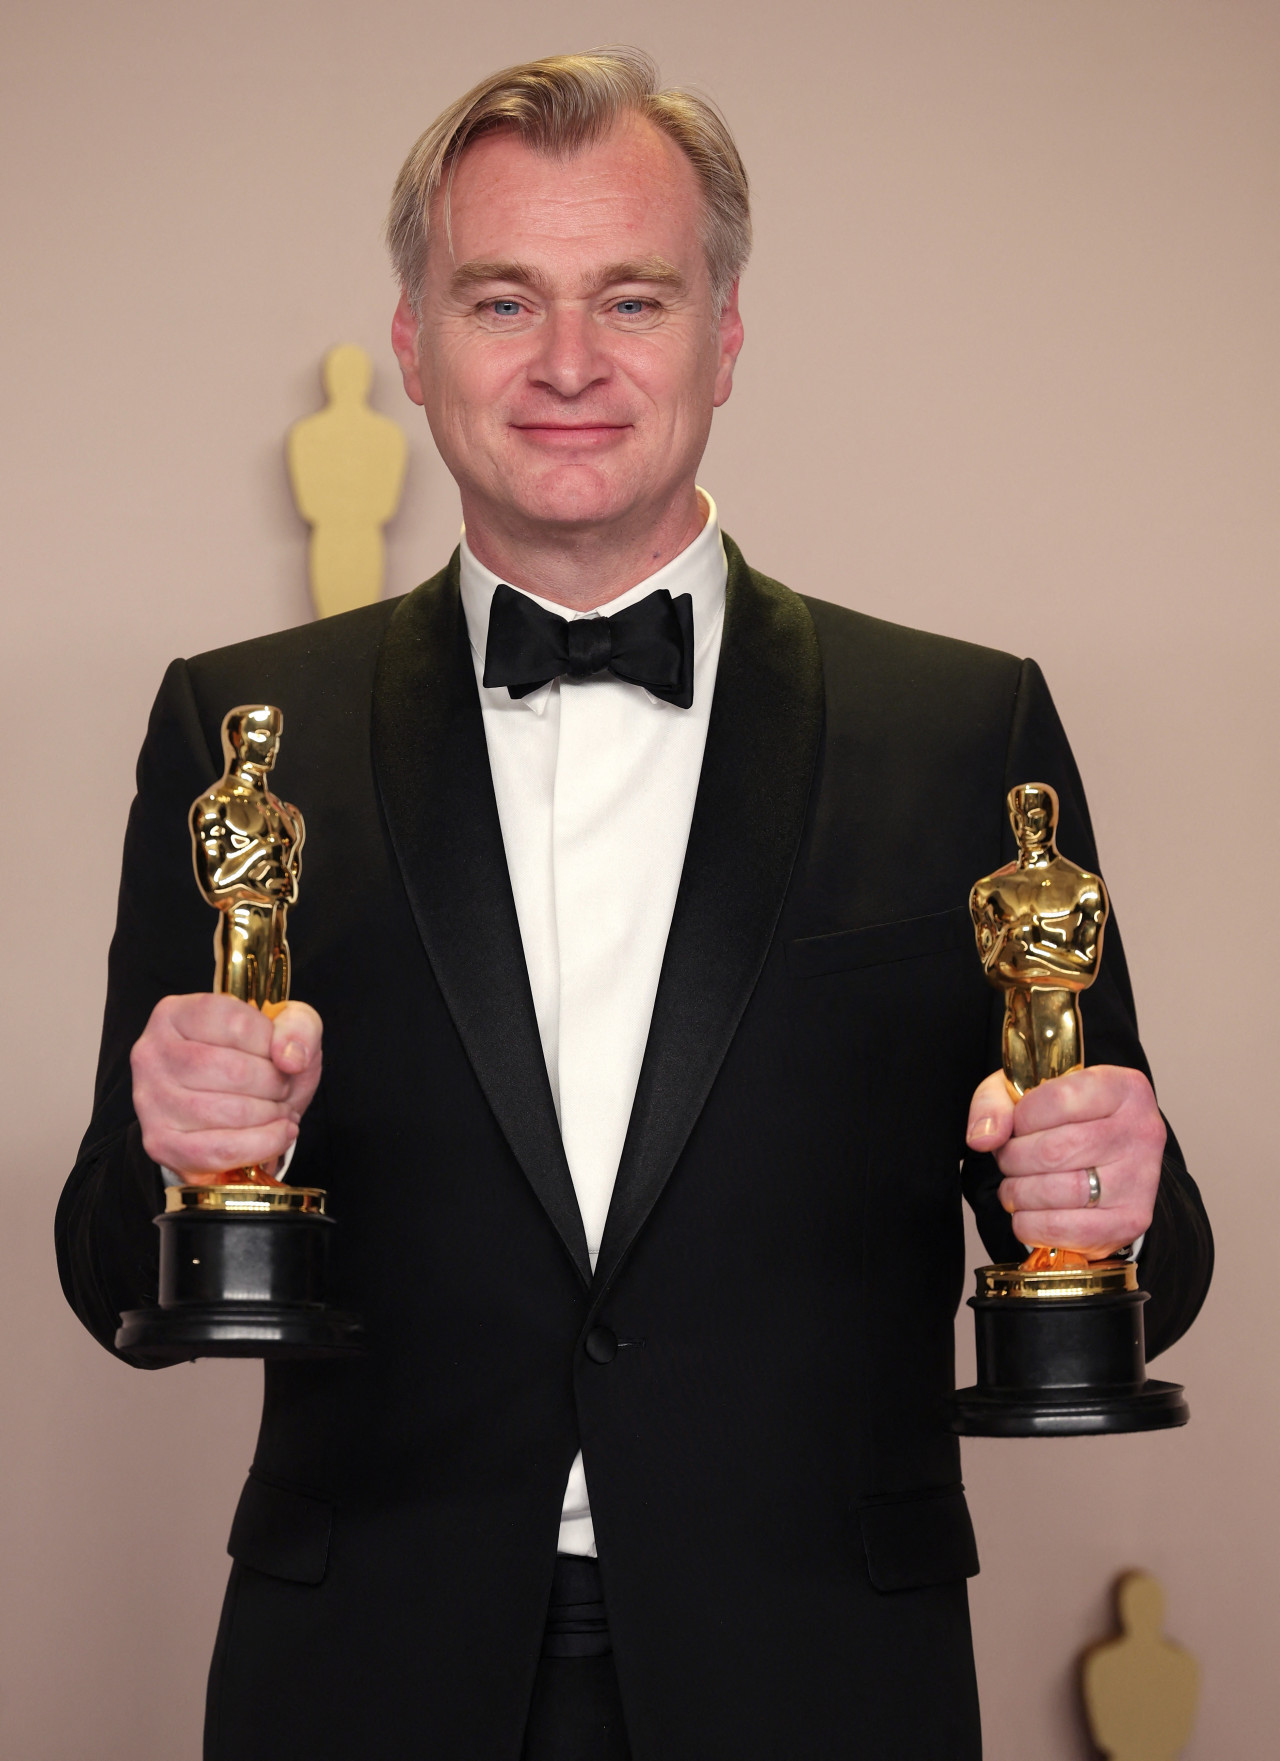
[392,115,743,542]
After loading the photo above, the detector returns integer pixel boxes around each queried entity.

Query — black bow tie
[483,582,695,709]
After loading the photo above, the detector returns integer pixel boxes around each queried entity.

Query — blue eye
[615,299,646,315]
[490,300,522,317]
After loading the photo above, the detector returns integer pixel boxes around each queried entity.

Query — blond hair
[386,47,751,315]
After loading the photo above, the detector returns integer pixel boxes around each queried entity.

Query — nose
[528,305,609,399]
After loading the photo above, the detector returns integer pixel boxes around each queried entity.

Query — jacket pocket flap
[859,1486,979,1592]
[227,1472,332,1585]
[789,906,973,979]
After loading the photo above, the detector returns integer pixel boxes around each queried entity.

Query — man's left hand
[965,1065,1165,1258]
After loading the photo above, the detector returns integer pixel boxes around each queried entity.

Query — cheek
[424,339,523,435]
[617,334,717,424]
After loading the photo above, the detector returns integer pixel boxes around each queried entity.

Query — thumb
[268,1000,323,1076]
[966,1069,1015,1153]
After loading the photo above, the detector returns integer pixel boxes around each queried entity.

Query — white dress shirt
[459,491,728,1556]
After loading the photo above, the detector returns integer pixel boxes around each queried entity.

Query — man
[58,49,1212,1761]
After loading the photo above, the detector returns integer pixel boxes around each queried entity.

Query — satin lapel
[593,539,825,1291]
[371,556,590,1285]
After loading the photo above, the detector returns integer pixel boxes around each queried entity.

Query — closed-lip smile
[512,422,631,445]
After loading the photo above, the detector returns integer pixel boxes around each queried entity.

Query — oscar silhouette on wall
[1082,1571,1200,1761]
[287,343,408,618]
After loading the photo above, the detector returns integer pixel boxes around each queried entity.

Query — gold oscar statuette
[114,707,363,1361]
[971,780,1113,1277]
[189,703,307,1185]
[951,783,1187,1436]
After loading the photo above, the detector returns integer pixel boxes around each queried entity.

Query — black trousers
[522,1556,632,1761]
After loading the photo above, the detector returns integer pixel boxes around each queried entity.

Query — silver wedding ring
[1085,1167,1102,1208]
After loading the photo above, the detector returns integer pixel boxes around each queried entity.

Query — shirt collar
[459,490,727,714]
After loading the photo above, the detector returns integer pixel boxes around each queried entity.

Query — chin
[506,467,642,531]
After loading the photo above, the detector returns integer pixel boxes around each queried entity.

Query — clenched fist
[131,993,323,1182]
[965,1064,1164,1259]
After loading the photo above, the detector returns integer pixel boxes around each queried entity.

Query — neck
[461,486,707,612]
[232,759,269,787]
[1016,840,1054,869]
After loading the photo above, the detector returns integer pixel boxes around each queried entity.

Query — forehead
[437,115,705,275]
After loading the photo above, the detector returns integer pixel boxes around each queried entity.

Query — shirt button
[584,1326,618,1364]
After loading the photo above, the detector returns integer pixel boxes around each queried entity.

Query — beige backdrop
[3,3,1276,1756]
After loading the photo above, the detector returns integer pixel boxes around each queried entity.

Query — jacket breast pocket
[859,1484,980,1592]
[227,1470,332,1585]
[788,906,974,980]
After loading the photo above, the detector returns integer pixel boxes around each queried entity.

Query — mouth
[510,422,631,448]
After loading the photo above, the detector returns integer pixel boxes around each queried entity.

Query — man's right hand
[131,994,323,1183]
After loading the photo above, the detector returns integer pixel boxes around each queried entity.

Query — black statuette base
[951,1378,1188,1437]
[116,1300,365,1360]
[115,1206,365,1362]
[952,1284,1187,1438]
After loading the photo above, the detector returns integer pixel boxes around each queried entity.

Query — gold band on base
[164,1183,327,1215]
[976,1260,1136,1301]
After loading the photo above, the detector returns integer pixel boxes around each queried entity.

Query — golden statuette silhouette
[113,705,363,1360]
[1081,1572,1200,1761]
[951,782,1187,1435]
[970,781,1109,1272]
[287,343,408,619]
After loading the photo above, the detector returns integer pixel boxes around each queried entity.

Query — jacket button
[585,1326,617,1364]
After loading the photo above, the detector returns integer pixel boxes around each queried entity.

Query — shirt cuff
[160,1139,298,1187]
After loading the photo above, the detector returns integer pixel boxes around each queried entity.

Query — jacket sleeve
[960,657,1213,1359]
[55,658,221,1365]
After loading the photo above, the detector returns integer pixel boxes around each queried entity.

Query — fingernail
[969,1116,997,1141]
[283,1039,308,1067]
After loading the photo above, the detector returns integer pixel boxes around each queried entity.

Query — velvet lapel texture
[371,554,591,1285]
[593,538,825,1293]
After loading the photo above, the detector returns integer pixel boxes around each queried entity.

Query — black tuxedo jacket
[58,539,1212,1760]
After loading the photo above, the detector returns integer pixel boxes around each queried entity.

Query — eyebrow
[449,255,687,299]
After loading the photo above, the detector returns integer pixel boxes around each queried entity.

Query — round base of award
[115,1184,365,1362]
[951,1261,1188,1438]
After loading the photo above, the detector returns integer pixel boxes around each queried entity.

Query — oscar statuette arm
[959,657,1213,1358]
[55,658,221,1364]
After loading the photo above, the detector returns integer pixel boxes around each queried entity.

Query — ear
[712,279,745,409]
[391,291,426,407]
